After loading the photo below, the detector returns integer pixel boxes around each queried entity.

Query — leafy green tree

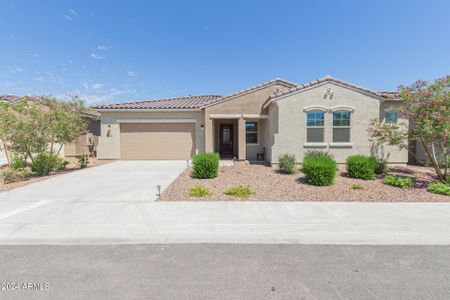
[368,76,449,182]
[0,96,91,166]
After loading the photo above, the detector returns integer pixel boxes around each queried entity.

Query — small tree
[0,96,91,165]
[368,76,449,182]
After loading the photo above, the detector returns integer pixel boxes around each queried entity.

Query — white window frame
[245,121,258,145]
[332,111,352,143]
[306,111,325,143]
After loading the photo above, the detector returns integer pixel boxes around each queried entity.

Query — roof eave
[96,108,202,112]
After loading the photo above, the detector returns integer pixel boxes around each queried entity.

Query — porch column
[204,117,213,153]
[238,117,246,160]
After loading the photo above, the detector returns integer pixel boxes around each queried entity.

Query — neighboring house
[95,76,409,164]
[0,95,100,159]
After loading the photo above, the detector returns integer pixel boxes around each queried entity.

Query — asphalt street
[0,244,449,300]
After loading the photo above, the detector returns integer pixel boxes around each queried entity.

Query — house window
[385,112,398,123]
[306,111,325,142]
[333,111,351,142]
[246,122,258,144]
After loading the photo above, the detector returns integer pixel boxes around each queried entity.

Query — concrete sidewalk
[0,201,449,245]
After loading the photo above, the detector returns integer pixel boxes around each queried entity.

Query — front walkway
[0,199,449,245]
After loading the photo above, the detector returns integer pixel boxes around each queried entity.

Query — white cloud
[69,9,79,16]
[0,81,21,86]
[96,45,108,50]
[90,53,105,59]
[83,83,104,90]
[11,66,23,73]
[34,76,45,81]
[127,71,138,77]
[60,88,137,104]
[64,14,73,21]
[91,83,104,90]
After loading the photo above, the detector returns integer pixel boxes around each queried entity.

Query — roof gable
[201,78,297,108]
[263,76,399,108]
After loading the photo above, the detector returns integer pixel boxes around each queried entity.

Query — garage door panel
[120,123,195,160]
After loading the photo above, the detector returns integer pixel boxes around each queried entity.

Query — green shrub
[383,175,413,188]
[2,167,32,184]
[77,155,89,169]
[302,156,337,186]
[224,185,254,197]
[278,154,296,174]
[351,184,364,190]
[11,155,27,170]
[191,152,220,179]
[346,155,376,180]
[374,157,388,175]
[427,182,450,196]
[31,153,55,176]
[53,156,69,170]
[304,150,334,159]
[188,185,212,197]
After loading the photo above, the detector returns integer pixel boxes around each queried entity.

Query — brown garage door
[120,123,195,160]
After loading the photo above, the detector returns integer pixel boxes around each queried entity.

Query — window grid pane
[333,112,350,127]
[333,128,350,142]
[306,112,325,127]
[245,122,258,143]
[307,128,324,143]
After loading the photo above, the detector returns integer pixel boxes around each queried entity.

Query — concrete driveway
[0,160,188,202]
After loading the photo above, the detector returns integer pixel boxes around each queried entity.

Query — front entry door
[219,124,233,156]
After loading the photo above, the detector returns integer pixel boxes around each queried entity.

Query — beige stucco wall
[269,82,408,164]
[378,101,409,162]
[204,83,293,160]
[245,118,267,161]
[97,111,205,159]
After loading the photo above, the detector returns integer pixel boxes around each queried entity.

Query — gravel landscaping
[0,157,111,192]
[159,163,449,202]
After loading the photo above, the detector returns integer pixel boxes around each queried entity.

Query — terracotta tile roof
[0,94,43,104]
[378,91,401,100]
[95,95,223,110]
[200,78,297,108]
[0,94,100,118]
[95,78,297,110]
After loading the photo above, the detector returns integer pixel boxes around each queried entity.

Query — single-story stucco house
[95,76,415,165]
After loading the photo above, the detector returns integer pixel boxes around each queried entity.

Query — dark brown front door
[219,124,233,156]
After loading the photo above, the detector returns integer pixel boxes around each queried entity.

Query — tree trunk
[50,137,54,155]
[1,139,10,166]
[57,143,64,155]
[420,139,444,182]
[443,145,449,180]
[27,150,35,165]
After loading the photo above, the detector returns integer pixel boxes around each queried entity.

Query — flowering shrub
[368,76,449,182]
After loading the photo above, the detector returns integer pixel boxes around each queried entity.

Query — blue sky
[1,0,449,105]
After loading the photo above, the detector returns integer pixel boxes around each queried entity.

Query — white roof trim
[303,106,328,112]
[329,106,355,112]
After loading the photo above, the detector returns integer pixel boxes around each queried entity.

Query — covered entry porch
[206,114,268,161]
